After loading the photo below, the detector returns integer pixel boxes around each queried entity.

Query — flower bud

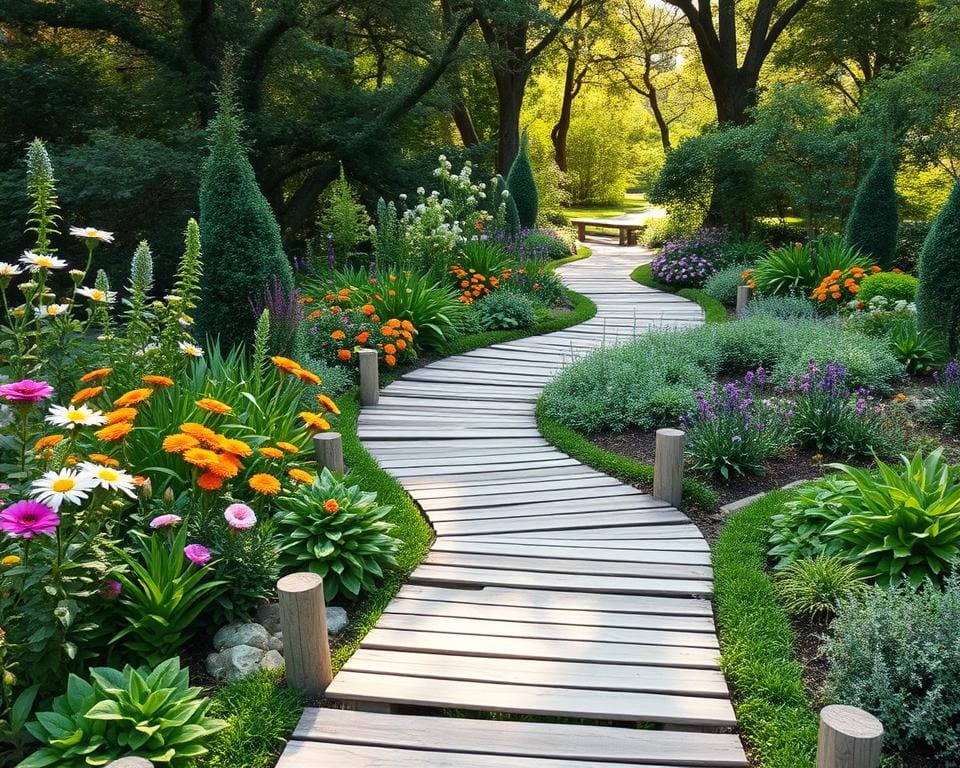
[164,486,175,505]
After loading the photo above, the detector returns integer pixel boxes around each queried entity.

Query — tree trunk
[551,55,577,171]
[452,100,480,146]
[493,68,529,173]
[708,68,757,126]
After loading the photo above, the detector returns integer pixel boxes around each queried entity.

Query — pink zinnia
[99,580,122,599]
[184,543,211,565]
[0,379,53,403]
[223,503,256,530]
[0,500,59,539]
[149,513,182,529]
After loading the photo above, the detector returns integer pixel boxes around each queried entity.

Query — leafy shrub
[520,230,575,262]
[895,220,930,273]
[768,477,852,567]
[641,213,696,248]
[741,295,817,321]
[20,658,227,768]
[316,164,370,264]
[844,154,899,269]
[721,237,767,266]
[702,264,749,306]
[774,555,866,619]
[370,197,408,266]
[786,361,901,457]
[274,468,401,601]
[650,227,728,287]
[842,295,917,337]
[501,261,566,307]
[506,130,539,228]
[750,239,870,298]
[751,219,808,246]
[917,178,960,352]
[458,239,513,277]
[889,320,942,375]
[824,576,960,761]
[857,272,918,304]
[931,361,960,434]
[370,269,463,349]
[477,292,536,330]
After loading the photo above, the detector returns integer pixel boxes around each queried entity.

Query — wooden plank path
[278,243,747,766]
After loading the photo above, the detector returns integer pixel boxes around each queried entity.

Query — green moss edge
[713,490,819,768]
[630,262,728,324]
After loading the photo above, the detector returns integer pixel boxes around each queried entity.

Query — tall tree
[661,0,810,125]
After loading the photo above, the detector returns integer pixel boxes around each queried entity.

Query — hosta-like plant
[18,658,227,768]
[274,468,400,601]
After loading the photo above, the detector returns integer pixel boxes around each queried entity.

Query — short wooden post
[277,572,333,697]
[313,432,344,474]
[358,348,379,407]
[735,285,751,318]
[817,705,883,768]
[653,428,685,508]
[106,759,154,768]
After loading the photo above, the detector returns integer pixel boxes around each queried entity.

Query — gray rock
[213,622,270,651]
[267,634,283,652]
[206,644,267,681]
[205,651,228,680]
[326,607,348,634]
[259,649,285,671]
[256,603,282,634]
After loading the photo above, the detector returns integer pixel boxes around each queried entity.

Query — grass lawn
[563,192,650,220]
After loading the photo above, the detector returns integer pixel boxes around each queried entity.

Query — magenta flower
[99,580,122,599]
[0,379,53,403]
[184,543,211,565]
[0,500,59,539]
[149,513,182,529]
[223,503,256,530]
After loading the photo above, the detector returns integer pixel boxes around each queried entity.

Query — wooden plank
[496,524,705,540]
[424,497,674,524]
[291,708,748,766]
[423,551,713,580]
[390,458,582,479]
[430,539,711,563]
[376,451,569,469]
[326,672,735,725]
[418,484,643,511]
[411,475,622,499]
[432,509,690,537]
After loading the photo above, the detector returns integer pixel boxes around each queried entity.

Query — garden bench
[570,217,645,245]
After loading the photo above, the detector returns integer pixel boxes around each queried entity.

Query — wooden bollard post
[106,759,154,768]
[314,432,344,474]
[277,572,333,697]
[358,348,379,406]
[817,705,883,768]
[735,285,751,318]
[653,428,685,508]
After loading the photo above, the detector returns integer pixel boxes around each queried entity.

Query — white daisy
[78,462,137,497]
[19,252,68,271]
[34,304,70,318]
[76,287,117,303]
[45,403,107,429]
[0,263,23,277]
[69,226,114,243]
[31,468,97,510]
[178,314,193,327]
[179,341,204,358]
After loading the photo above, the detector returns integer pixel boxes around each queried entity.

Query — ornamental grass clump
[931,361,960,434]
[650,227,728,288]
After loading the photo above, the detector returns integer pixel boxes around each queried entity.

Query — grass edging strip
[630,262,727,324]
[535,401,718,512]
[713,489,819,768]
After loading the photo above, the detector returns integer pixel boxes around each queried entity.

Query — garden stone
[256,603,282,634]
[209,644,266,681]
[327,607,348,634]
[259,650,285,671]
[268,634,283,652]
[213,622,270,651]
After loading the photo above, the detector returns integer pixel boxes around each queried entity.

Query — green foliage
[895,220,931,273]
[931,361,960,434]
[492,175,520,235]
[112,526,225,666]
[824,576,960,761]
[477,292,536,330]
[565,89,638,205]
[19,657,227,768]
[317,164,370,263]
[371,198,407,266]
[741,296,817,321]
[196,78,293,349]
[25,139,59,257]
[702,263,748,305]
[751,239,870,298]
[125,241,155,353]
[771,450,960,586]
[519,230,575,262]
[774,556,866,619]
[857,271,918,303]
[274,467,401,601]
[712,491,819,768]
[506,130,539,228]
[888,319,941,375]
[917,179,960,352]
[844,154,899,269]
[202,669,303,768]
[370,269,466,349]
[458,240,513,277]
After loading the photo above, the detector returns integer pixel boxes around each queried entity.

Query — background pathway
[278,241,747,767]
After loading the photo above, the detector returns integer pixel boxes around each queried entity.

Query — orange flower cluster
[270,356,323,385]
[450,265,513,305]
[811,265,881,303]
[741,269,756,290]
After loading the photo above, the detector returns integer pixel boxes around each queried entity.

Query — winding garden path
[278,241,748,767]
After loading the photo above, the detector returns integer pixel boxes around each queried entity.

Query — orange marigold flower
[219,438,252,457]
[293,368,322,385]
[259,447,284,459]
[142,375,174,387]
[163,433,200,453]
[71,386,104,403]
[381,326,394,337]
[460,280,470,288]
[331,329,346,340]
[308,310,322,320]
[387,318,401,329]
[361,304,375,315]
[180,422,218,443]
[196,397,233,415]
[383,343,397,355]
[870,265,882,272]
[288,468,315,484]
[276,441,300,454]
[317,394,341,415]
[88,453,120,467]
[356,331,370,344]
[323,498,340,514]
[182,447,221,469]
[300,411,332,431]
[80,367,113,382]
[197,472,224,491]
[133,475,146,487]
[96,422,133,442]
[385,354,397,367]
[337,349,352,361]
[34,434,64,451]
[271,356,301,373]
[329,306,342,314]
[396,339,407,351]
[249,473,281,495]
[209,456,240,479]
[114,388,152,407]
[105,408,138,425]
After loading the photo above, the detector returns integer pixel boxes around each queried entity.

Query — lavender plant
[650,227,729,288]
[931,360,960,434]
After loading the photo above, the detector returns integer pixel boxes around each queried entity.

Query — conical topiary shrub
[492,174,520,235]
[916,178,960,353]
[507,129,539,229]
[845,153,899,269]
[196,76,293,349]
